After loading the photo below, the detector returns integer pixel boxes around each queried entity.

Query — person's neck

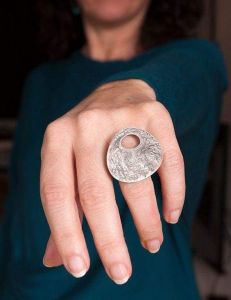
[81,15,145,61]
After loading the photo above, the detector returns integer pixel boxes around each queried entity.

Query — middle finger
[75,135,132,285]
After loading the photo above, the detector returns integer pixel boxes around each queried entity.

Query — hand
[40,79,185,284]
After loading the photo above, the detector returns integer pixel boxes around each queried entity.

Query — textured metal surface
[107,128,163,183]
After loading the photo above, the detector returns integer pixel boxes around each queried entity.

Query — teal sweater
[0,39,227,300]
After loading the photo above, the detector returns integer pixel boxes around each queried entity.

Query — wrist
[97,79,156,100]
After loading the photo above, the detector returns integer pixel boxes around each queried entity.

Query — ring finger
[120,177,163,253]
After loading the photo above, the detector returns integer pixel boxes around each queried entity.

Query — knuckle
[149,109,174,138]
[140,100,156,115]
[97,238,123,253]
[40,142,46,159]
[41,184,68,208]
[42,118,72,152]
[139,215,162,239]
[45,119,63,138]
[154,101,171,118]
[76,109,105,130]
[173,190,185,204]
[140,225,162,241]
[124,183,142,197]
[42,123,57,153]
[57,231,76,245]
[130,188,145,200]
[42,117,74,158]
[164,150,184,172]
[79,181,108,212]
[152,214,162,227]
[155,117,172,134]
[124,183,152,201]
[75,109,108,145]
[169,185,186,205]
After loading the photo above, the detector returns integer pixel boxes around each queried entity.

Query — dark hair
[36,0,203,60]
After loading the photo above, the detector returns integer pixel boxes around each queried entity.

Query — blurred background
[0,1,230,299]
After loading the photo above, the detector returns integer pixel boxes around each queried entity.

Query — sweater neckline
[70,38,199,68]
[71,44,162,66]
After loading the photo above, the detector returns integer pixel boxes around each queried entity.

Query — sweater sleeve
[100,39,228,137]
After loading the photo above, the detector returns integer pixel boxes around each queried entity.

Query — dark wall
[1,1,41,118]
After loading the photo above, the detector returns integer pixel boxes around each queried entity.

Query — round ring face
[107,128,163,183]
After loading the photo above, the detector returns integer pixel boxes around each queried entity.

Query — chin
[78,0,149,25]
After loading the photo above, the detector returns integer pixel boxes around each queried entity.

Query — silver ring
[106,127,163,183]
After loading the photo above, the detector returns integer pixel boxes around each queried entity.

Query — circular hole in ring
[121,134,140,149]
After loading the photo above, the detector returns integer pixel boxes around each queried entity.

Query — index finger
[40,121,90,278]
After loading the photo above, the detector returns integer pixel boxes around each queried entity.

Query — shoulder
[158,38,222,56]
[185,39,228,90]
[143,39,227,74]
[146,38,225,69]
[19,57,74,120]
[24,57,71,93]
[21,54,78,109]
[152,38,228,90]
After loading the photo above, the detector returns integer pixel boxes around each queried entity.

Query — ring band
[106,127,163,183]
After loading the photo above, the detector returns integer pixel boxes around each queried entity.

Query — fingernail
[169,209,181,223]
[43,248,54,267]
[67,255,87,278]
[146,239,160,253]
[109,263,130,284]
[43,256,53,268]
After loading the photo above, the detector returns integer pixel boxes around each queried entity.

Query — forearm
[98,40,227,137]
